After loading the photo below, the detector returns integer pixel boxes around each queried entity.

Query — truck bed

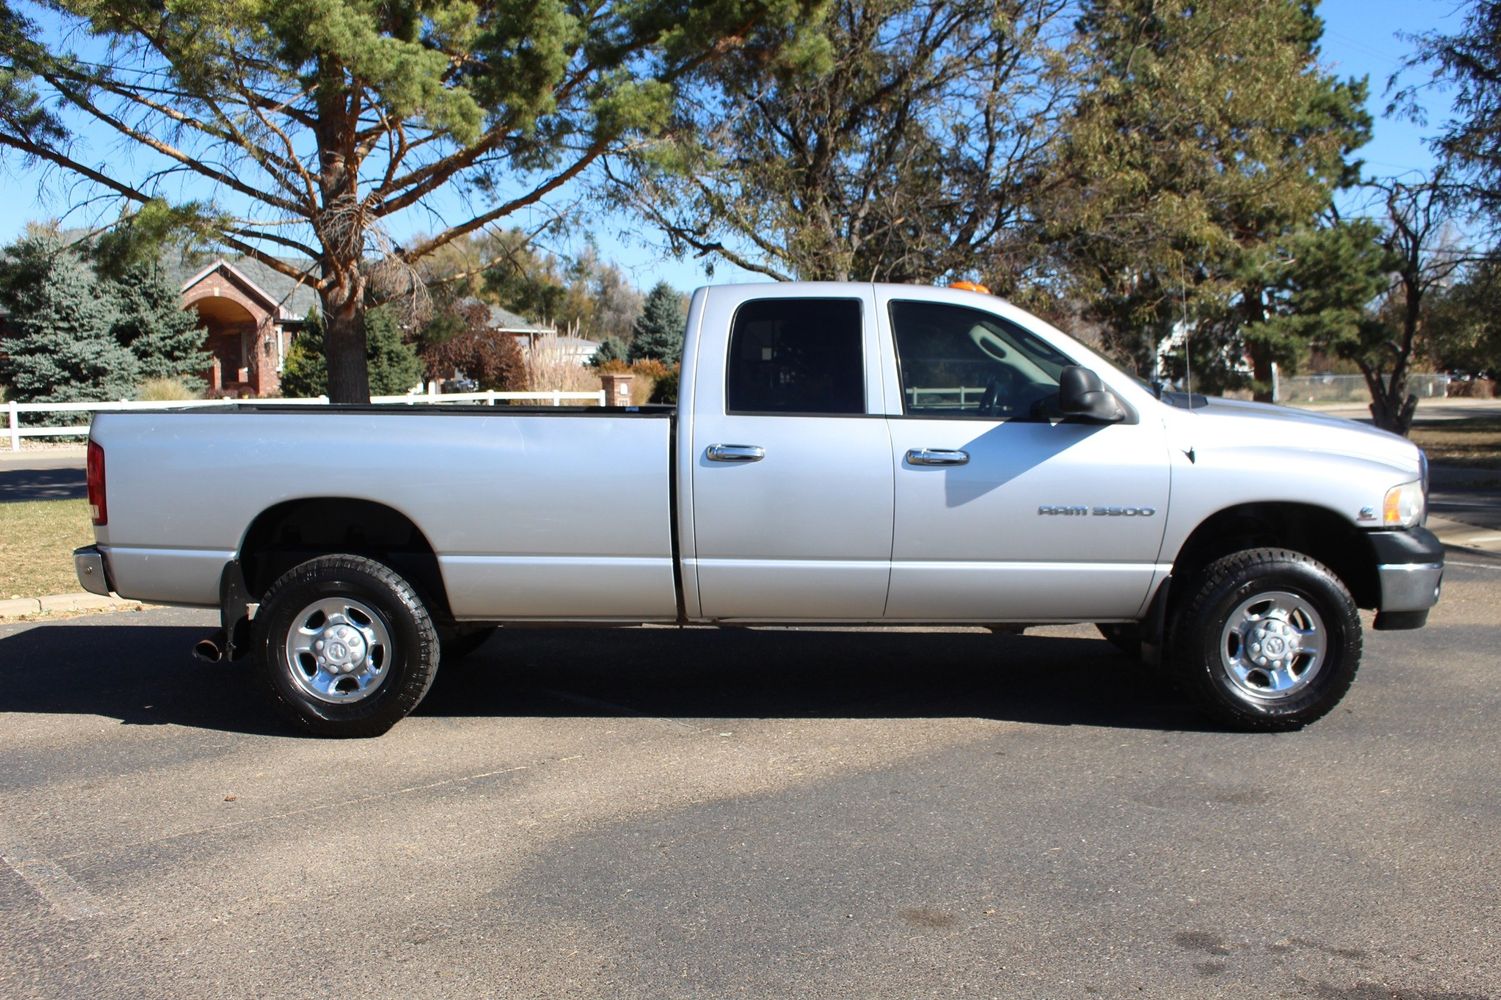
[90,406,680,619]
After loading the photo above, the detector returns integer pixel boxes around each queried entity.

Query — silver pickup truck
[75,282,1443,736]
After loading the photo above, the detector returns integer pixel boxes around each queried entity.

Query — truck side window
[726,298,865,415]
[890,300,1074,419]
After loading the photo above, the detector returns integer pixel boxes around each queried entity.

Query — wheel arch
[237,497,453,622]
[1165,502,1379,612]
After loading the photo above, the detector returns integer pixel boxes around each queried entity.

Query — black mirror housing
[1058,365,1126,423]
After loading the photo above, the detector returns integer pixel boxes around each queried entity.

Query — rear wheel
[255,554,439,737]
[1169,548,1360,731]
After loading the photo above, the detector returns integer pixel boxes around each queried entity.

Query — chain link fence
[1273,373,1452,405]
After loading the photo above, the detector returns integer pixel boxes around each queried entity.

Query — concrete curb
[3,517,1496,623]
[0,594,145,619]
[1427,516,1501,555]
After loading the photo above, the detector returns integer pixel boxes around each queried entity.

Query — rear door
[688,287,894,620]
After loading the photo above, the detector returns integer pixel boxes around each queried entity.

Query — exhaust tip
[193,635,225,663]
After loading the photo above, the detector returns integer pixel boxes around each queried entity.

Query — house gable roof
[167,255,321,321]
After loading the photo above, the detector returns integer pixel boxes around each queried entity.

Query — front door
[689,289,894,621]
[877,293,1171,621]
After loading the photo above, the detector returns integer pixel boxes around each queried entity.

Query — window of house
[726,298,865,414]
[889,300,1074,419]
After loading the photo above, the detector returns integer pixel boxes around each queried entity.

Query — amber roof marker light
[948,280,991,294]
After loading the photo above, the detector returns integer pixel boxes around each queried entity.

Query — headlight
[1383,480,1425,528]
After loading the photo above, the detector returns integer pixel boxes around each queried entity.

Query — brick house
[170,257,319,397]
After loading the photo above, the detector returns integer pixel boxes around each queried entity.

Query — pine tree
[0,231,138,402]
[590,335,628,368]
[279,307,422,398]
[1044,0,1369,392]
[364,306,423,396]
[110,260,211,392]
[277,309,328,398]
[628,283,685,363]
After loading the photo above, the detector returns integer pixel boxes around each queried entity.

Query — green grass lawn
[1411,415,1501,471]
[0,499,94,600]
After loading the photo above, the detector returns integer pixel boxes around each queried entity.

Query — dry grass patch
[0,499,93,600]
[1410,415,1501,471]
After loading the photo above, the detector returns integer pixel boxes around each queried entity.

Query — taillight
[87,439,107,526]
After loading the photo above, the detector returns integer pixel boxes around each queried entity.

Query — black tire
[1096,622,1143,658]
[254,554,439,737]
[1169,548,1361,731]
[438,625,498,662]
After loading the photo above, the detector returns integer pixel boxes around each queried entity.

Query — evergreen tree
[590,335,628,368]
[277,316,328,399]
[1044,0,1369,392]
[280,307,423,398]
[0,231,138,402]
[628,283,685,362]
[1248,220,1389,375]
[0,1,824,403]
[110,260,211,392]
[364,307,424,396]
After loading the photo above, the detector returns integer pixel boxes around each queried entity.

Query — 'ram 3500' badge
[1038,505,1156,517]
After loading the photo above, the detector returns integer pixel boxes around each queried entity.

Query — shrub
[421,301,527,391]
[630,358,670,381]
[649,366,680,404]
[137,377,199,401]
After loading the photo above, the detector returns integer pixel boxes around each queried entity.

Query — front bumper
[73,545,114,597]
[1367,527,1444,630]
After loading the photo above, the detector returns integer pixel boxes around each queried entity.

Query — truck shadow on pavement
[426,626,1215,732]
[0,623,1215,735]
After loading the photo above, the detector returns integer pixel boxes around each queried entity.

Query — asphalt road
[2,553,1498,999]
[0,450,86,503]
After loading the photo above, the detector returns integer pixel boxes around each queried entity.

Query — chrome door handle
[706,444,766,463]
[906,448,969,466]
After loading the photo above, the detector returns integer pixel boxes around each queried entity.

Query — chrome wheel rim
[1219,590,1326,702]
[283,597,393,704]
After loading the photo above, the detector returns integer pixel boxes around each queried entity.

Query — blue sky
[0,0,1471,293]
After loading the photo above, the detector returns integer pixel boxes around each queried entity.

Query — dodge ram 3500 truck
[75,282,1444,737]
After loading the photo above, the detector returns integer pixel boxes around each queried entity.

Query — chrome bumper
[1376,561,1443,613]
[73,545,112,597]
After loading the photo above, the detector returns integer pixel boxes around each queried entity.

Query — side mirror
[1058,366,1125,423]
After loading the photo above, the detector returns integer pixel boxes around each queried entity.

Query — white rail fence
[4,389,607,452]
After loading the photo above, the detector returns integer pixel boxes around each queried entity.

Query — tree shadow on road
[0,623,1216,735]
[0,468,87,502]
[0,624,285,735]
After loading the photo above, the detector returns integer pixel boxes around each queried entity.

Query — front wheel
[254,554,440,737]
[1169,548,1361,731]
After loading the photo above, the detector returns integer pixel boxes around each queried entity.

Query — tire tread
[1169,547,1361,731]
[257,554,439,738]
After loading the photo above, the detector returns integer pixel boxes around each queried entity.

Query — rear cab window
[726,298,865,415]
